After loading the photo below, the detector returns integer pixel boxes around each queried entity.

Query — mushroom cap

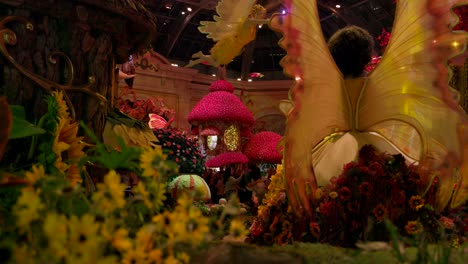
[244,131,283,164]
[205,152,249,168]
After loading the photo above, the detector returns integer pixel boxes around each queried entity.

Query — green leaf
[8,105,46,139]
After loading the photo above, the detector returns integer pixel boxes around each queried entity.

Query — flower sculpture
[188,80,254,167]
[244,131,282,164]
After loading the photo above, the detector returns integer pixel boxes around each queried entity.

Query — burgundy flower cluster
[248,145,467,248]
[117,97,175,123]
[453,5,468,32]
[313,145,466,247]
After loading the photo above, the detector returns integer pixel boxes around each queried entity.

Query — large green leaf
[8,105,46,139]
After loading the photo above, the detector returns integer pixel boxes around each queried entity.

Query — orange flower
[373,204,388,223]
[409,195,424,211]
[405,221,423,235]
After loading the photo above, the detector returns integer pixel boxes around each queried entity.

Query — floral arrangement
[117,95,175,123]
[313,145,466,247]
[248,145,468,248]
[0,91,248,264]
[188,80,254,126]
[247,164,299,245]
[153,128,205,177]
[243,131,282,164]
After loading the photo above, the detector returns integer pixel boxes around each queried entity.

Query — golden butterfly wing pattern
[361,0,468,210]
[272,0,348,216]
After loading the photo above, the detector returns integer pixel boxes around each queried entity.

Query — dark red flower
[347,201,360,213]
[357,144,378,164]
[309,222,320,238]
[336,176,349,186]
[359,182,373,196]
[391,189,406,205]
[369,162,385,177]
[373,204,388,223]
[338,187,352,201]
[319,202,334,216]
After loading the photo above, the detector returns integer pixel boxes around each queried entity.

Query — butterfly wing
[271,0,348,215]
[198,0,256,41]
[362,0,468,210]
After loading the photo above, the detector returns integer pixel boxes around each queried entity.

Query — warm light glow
[258,25,263,29]
[181,11,185,15]
[224,125,240,151]
[336,4,341,8]
[248,79,253,82]
[212,74,216,77]
[237,78,242,81]
[452,41,460,48]
[282,10,286,14]
[187,7,192,12]
[207,136,218,150]
[295,76,301,81]
[171,63,179,67]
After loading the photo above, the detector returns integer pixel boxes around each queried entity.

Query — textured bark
[0,0,157,139]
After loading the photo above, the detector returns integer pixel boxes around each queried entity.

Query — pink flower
[148,113,167,129]
[439,216,455,229]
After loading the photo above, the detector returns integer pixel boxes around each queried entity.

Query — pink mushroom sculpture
[188,80,254,167]
[244,131,283,164]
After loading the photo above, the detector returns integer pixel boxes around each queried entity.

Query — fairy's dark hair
[328,26,374,78]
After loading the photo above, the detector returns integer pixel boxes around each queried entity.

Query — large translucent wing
[271,0,347,216]
[362,0,468,211]
[198,0,256,41]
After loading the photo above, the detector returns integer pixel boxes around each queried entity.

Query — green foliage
[8,105,45,139]
[80,121,141,172]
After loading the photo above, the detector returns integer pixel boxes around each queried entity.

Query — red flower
[249,221,263,237]
[439,216,455,229]
[338,187,352,201]
[369,162,385,177]
[336,176,349,186]
[359,182,373,196]
[309,222,320,238]
[347,201,360,213]
[373,204,388,223]
[319,202,334,216]
[391,189,406,205]
[409,195,424,211]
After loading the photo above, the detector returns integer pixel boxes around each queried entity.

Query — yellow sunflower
[409,195,425,211]
[43,213,69,258]
[405,220,423,235]
[136,181,167,211]
[52,90,70,119]
[229,218,249,238]
[111,228,132,252]
[148,249,163,264]
[52,116,85,186]
[92,170,127,214]
[13,188,45,233]
[67,214,102,263]
[24,164,45,184]
[172,204,209,244]
[122,248,147,264]
[140,147,166,179]
[176,252,190,264]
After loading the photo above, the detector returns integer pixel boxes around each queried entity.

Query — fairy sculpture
[185,0,268,69]
[272,0,468,215]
